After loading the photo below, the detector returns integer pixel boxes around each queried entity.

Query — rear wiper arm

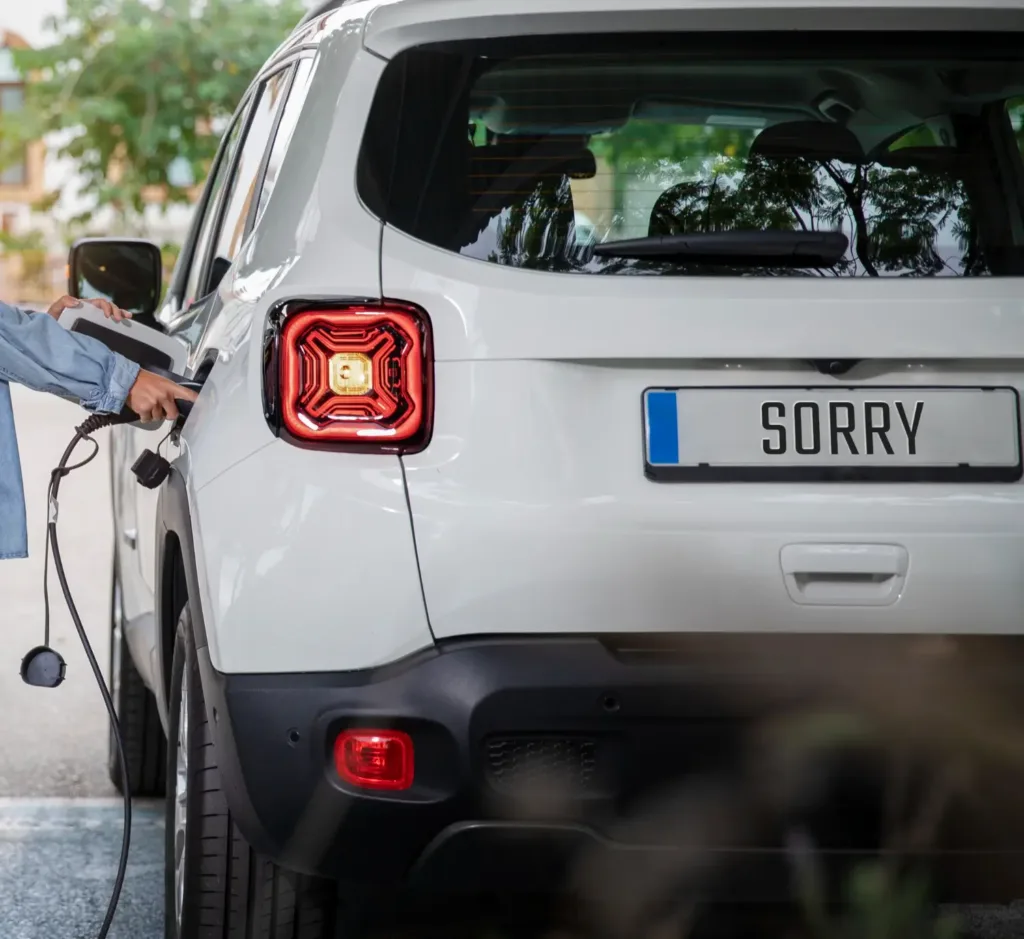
[591,230,849,267]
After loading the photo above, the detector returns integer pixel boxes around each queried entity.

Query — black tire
[108,559,166,796]
[165,605,339,939]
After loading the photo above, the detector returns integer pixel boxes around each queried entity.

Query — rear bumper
[196,635,1024,902]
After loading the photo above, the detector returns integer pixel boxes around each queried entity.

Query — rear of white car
[160,1,1024,932]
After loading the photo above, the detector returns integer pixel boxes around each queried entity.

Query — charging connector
[132,448,173,489]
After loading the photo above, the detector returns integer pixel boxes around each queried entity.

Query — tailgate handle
[779,544,908,607]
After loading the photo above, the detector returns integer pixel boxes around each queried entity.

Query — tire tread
[168,609,338,939]
[109,572,166,797]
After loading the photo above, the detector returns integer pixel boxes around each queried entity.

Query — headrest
[749,120,865,164]
[564,149,597,180]
[470,137,597,180]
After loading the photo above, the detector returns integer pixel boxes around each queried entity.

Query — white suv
[77,0,1024,935]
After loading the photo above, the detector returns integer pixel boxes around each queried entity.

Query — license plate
[643,386,1022,482]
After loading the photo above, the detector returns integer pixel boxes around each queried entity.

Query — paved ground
[0,386,157,938]
[0,387,115,799]
[1,387,1023,938]
[0,799,163,939]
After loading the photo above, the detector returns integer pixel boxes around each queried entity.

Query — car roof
[296,0,358,29]
[279,0,1024,68]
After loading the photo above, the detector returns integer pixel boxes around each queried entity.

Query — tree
[0,0,305,225]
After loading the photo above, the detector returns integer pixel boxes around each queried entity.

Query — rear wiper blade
[590,230,849,267]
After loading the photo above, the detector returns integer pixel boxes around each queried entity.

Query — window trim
[166,90,257,318]
[249,52,318,236]
[186,97,260,306]
[242,59,303,241]
[192,61,297,304]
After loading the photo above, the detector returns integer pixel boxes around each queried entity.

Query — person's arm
[0,298,139,412]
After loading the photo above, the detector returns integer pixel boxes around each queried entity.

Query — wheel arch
[156,464,264,850]
[154,466,210,733]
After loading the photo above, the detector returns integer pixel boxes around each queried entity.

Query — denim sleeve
[0,301,140,413]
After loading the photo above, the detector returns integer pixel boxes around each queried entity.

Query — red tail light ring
[270,301,432,451]
[334,729,415,791]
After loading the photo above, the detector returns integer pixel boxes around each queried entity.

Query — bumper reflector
[334,729,414,791]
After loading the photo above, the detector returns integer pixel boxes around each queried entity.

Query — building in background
[0,29,50,303]
[0,31,45,228]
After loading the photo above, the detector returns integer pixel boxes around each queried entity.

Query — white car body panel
[388,232,1024,637]
[190,444,429,673]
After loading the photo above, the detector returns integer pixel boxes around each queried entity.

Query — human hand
[126,370,198,422]
[46,295,131,322]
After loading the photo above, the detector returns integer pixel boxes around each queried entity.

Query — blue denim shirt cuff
[90,353,140,413]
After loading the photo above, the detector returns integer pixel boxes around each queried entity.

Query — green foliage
[0,229,46,254]
[0,0,304,220]
[795,859,961,939]
[158,240,181,301]
[590,121,753,183]
[160,240,181,273]
[0,228,50,293]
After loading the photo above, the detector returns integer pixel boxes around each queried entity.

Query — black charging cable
[19,367,201,938]
[21,412,131,939]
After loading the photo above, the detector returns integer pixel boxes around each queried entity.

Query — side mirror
[68,238,163,328]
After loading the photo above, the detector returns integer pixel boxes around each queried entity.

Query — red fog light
[276,302,431,449]
[334,729,414,791]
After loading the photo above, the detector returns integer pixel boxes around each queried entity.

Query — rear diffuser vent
[485,735,602,795]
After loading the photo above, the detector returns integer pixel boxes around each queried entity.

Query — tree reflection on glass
[473,120,991,277]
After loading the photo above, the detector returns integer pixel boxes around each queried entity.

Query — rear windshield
[358,33,1024,277]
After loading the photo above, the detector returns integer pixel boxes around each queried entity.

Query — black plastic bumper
[195,635,1024,902]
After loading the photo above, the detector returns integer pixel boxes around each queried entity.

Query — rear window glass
[358,33,1024,277]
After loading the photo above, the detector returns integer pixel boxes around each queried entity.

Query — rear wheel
[165,605,339,939]
[107,560,166,796]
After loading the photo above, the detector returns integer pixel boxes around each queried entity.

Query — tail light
[334,729,414,791]
[267,301,432,451]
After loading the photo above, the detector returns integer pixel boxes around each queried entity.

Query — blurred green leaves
[0,0,304,221]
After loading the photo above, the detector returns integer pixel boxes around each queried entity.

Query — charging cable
[21,412,131,939]
[19,366,200,938]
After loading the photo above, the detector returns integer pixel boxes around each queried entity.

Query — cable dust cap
[21,645,67,688]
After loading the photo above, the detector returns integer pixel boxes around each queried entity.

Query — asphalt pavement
[0,386,1023,939]
[0,386,115,799]
[0,799,163,939]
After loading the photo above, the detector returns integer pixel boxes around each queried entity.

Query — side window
[254,58,314,228]
[201,68,292,296]
[182,108,249,309]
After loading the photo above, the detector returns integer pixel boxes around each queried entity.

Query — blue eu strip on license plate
[645,390,679,465]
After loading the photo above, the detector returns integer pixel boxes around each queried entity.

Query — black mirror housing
[68,238,163,325]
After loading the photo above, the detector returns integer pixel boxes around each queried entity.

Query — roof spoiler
[362,0,1024,59]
